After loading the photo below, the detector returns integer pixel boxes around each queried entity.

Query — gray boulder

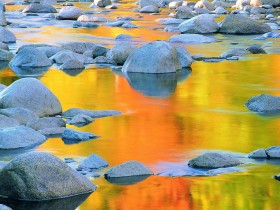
[139,0,159,8]
[62,108,121,118]
[194,0,215,10]
[0,78,62,117]
[104,160,153,178]
[0,126,47,149]
[39,127,65,136]
[179,14,219,34]
[79,154,109,170]
[122,41,182,73]
[0,27,16,43]
[0,107,37,125]
[175,46,193,68]
[57,6,84,20]
[265,146,280,158]
[22,3,57,13]
[245,94,280,114]
[248,148,268,158]
[0,10,6,26]
[26,117,65,131]
[51,50,92,64]
[66,114,93,126]
[60,59,85,70]
[93,56,116,65]
[140,5,159,13]
[0,152,97,200]
[188,152,243,169]
[175,10,195,19]
[37,46,62,58]
[92,45,109,58]
[0,49,14,61]
[77,15,107,22]
[62,128,100,144]
[0,114,20,128]
[220,48,249,58]
[94,0,111,7]
[169,34,217,43]
[62,42,97,54]
[9,47,52,67]
[246,45,266,54]
[219,14,271,34]
[214,6,228,14]
[106,42,136,65]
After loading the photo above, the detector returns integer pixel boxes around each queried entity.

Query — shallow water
[2,1,280,209]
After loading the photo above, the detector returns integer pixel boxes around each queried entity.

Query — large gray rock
[57,6,84,20]
[179,14,219,34]
[175,46,193,68]
[122,41,182,73]
[175,10,195,19]
[0,126,47,149]
[245,94,280,114]
[92,45,109,58]
[0,10,6,26]
[140,5,159,13]
[62,42,97,54]
[169,34,217,43]
[26,117,65,131]
[0,78,62,117]
[0,152,97,201]
[0,49,14,61]
[94,0,111,7]
[104,160,153,178]
[188,152,243,169]
[106,42,136,65]
[248,148,268,158]
[265,146,280,158]
[0,107,37,125]
[0,114,20,128]
[79,154,109,170]
[9,47,52,67]
[22,3,57,13]
[62,108,121,118]
[62,128,100,144]
[0,27,16,43]
[219,14,271,34]
[60,59,85,70]
[50,50,92,64]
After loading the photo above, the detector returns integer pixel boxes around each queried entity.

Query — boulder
[236,0,250,9]
[79,154,109,170]
[219,14,271,34]
[62,128,100,144]
[220,48,249,58]
[0,152,96,201]
[26,117,65,131]
[106,42,136,65]
[57,6,84,20]
[62,42,97,54]
[250,6,266,14]
[175,46,193,68]
[194,0,215,10]
[0,10,6,26]
[93,56,116,65]
[169,1,183,9]
[60,59,85,70]
[0,78,62,117]
[0,49,14,61]
[248,148,267,158]
[140,5,159,13]
[104,160,153,178]
[0,107,37,125]
[73,21,99,28]
[0,126,47,149]
[50,50,92,64]
[250,0,262,6]
[169,34,217,43]
[265,146,280,158]
[246,45,266,54]
[245,94,280,114]
[62,108,121,118]
[66,114,93,126]
[39,127,65,136]
[94,0,111,7]
[77,15,107,22]
[179,14,219,34]
[0,27,16,43]
[139,0,158,8]
[92,45,109,58]
[9,47,52,67]
[188,152,243,169]
[0,114,20,128]
[37,46,62,58]
[22,3,57,13]
[122,41,182,73]
[175,10,195,19]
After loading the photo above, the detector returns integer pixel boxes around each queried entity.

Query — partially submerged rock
[66,114,93,127]
[245,94,280,114]
[266,146,280,158]
[22,3,57,13]
[0,27,16,43]
[60,59,85,70]
[0,49,14,61]
[51,50,92,64]
[0,152,97,201]
[62,128,100,144]
[79,154,109,170]
[248,148,268,158]
[57,6,84,20]
[188,152,243,169]
[0,78,62,117]
[169,34,217,43]
[175,46,193,68]
[62,108,121,118]
[26,117,65,131]
[220,48,249,58]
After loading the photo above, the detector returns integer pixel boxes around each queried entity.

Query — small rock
[62,108,121,118]
[0,27,16,43]
[140,5,159,13]
[169,34,217,43]
[79,154,109,170]
[0,49,14,61]
[62,128,100,144]
[115,34,133,40]
[246,45,266,54]
[66,114,93,126]
[248,148,268,158]
[94,0,112,7]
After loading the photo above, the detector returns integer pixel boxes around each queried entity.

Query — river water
[2,1,280,209]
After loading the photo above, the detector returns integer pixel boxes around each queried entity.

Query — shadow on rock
[0,193,91,210]
[105,175,151,185]
[9,66,50,78]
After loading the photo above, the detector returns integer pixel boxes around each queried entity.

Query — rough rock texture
[169,34,217,43]
[0,108,37,125]
[22,3,57,13]
[219,14,271,34]
[0,78,62,117]
[0,114,20,128]
[79,154,109,170]
[77,15,107,22]
[106,42,136,65]
[0,204,11,210]
[262,0,280,6]
[0,152,97,201]
[194,0,215,10]
[0,126,47,149]
[62,42,97,54]
[104,160,153,178]
[188,152,243,169]
[62,108,121,118]
[175,46,193,68]
[179,14,219,34]
[50,50,92,64]
[246,45,266,54]
[92,45,109,58]
[62,128,100,144]
[66,114,93,126]
[0,27,16,43]
[0,42,9,50]
[9,47,52,67]
[245,94,280,114]
[122,41,182,73]
[0,49,14,61]
[265,146,280,158]
[60,59,85,70]
[26,117,65,131]
[38,46,62,58]
[57,6,84,20]
[39,127,65,136]
[248,148,268,158]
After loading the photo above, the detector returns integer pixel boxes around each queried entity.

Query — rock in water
[0,10,7,26]
[106,42,136,65]
[60,59,85,70]
[94,0,111,7]
[57,6,84,20]
[0,78,62,117]
[169,34,216,43]
[0,204,11,210]
[188,152,243,169]
[104,160,153,178]
[0,152,97,201]
[22,3,57,13]
[26,117,65,130]
[122,41,182,73]
[0,108,37,125]
[62,108,121,118]
[248,148,268,158]
[175,46,193,68]
[219,14,271,34]
[79,154,109,170]
[62,128,100,144]
[0,126,47,149]
[0,27,16,43]
[265,146,280,158]
[245,94,280,114]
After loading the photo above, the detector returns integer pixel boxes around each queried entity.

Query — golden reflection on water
[3,2,280,209]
